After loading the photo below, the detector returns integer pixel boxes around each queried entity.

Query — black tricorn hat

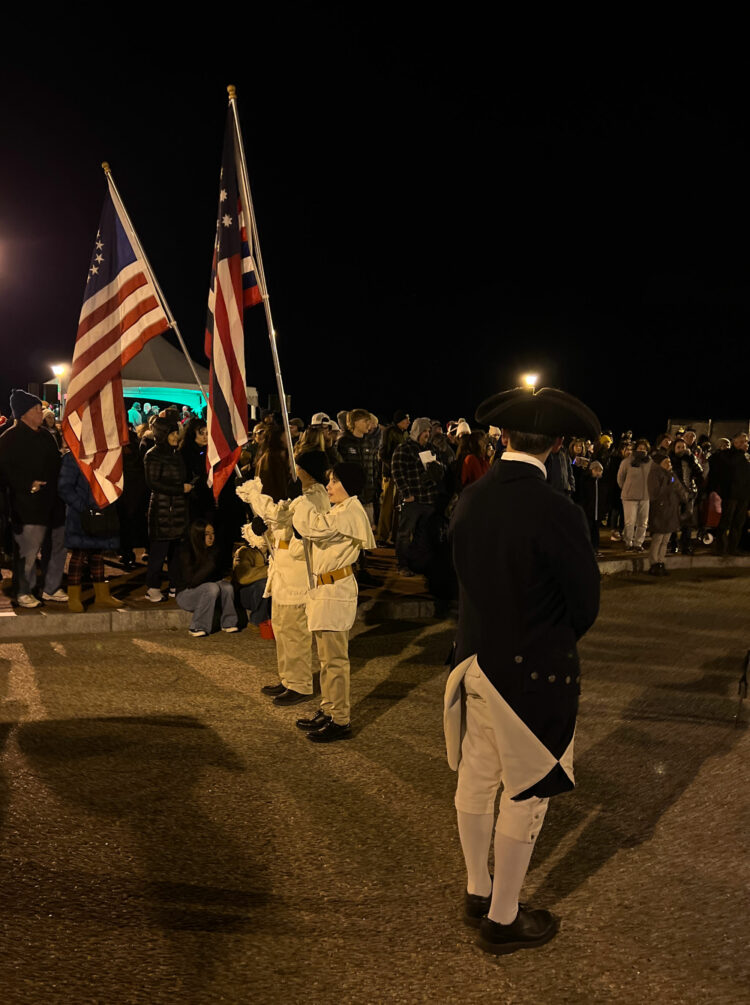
[475,387,600,439]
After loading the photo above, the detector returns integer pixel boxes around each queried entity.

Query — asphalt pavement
[1,566,749,1003]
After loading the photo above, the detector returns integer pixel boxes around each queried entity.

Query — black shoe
[478,906,558,955]
[307,720,352,743]
[261,683,286,696]
[296,710,332,731]
[274,689,314,707]
[464,884,492,928]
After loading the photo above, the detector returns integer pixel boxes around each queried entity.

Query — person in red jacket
[457,430,490,488]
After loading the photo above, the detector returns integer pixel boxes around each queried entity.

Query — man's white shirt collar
[500,450,548,478]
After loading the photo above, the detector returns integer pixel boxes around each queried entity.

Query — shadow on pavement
[529,659,745,907]
[14,713,270,979]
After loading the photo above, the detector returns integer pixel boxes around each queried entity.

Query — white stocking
[488,833,536,924]
[456,810,494,897]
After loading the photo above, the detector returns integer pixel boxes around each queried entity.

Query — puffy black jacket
[144,442,189,540]
[336,432,378,504]
[0,421,64,527]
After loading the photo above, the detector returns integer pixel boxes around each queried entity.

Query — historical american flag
[205,110,261,499]
[62,179,169,507]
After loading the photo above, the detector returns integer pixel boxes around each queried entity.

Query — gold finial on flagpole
[102,161,111,174]
[227,84,236,99]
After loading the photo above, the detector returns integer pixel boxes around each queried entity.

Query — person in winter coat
[289,462,377,743]
[57,452,122,612]
[116,428,148,569]
[336,408,380,524]
[179,417,214,523]
[714,431,750,555]
[575,460,604,554]
[647,452,688,575]
[457,431,491,488]
[254,425,291,503]
[0,389,67,607]
[173,519,238,637]
[237,450,331,705]
[143,417,192,602]
[376,410,410,545]
[617,439,653,550]
[667,437,703,554]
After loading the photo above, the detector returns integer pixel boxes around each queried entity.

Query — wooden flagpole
[102,163,211,410]
[226,85,297,483]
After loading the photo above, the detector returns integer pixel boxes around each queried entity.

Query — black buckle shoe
[307,720,352,743]
[464,888,492,928]
[296,710,332,731]
[273,689,314,707]
[478,907,558,955]
[261,683,286,696]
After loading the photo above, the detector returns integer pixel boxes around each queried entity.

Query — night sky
[1,21,747,438]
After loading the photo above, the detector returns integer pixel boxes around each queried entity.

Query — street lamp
[51,364,68,415]
[522,373,538,391]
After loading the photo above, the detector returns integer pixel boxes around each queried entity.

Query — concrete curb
[1,554,748,639]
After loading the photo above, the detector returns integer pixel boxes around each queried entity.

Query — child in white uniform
[290,462,376,743]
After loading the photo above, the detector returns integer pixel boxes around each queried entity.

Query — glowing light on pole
[522,373,538,391]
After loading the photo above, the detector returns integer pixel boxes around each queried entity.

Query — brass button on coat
[514,655,523,663]
[548,674,556,683]
[530,671,539,680]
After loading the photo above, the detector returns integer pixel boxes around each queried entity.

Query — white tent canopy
[121,335,259,410]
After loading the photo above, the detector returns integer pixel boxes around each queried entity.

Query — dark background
[1,15,747,437]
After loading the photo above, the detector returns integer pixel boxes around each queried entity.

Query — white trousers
[455,660,549,843]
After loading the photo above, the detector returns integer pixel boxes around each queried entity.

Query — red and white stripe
[62,241,168,508]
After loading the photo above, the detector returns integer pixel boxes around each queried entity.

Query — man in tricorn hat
[444,386,601,955]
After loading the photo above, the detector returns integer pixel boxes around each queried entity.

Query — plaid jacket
[391,439,443,504]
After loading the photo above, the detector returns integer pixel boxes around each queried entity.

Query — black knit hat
[393,409,409,424]
[295,450,329,485]
[152,416,179,444]
[332,462,365,499]
[10,388,42,420]
[475,387,600,440]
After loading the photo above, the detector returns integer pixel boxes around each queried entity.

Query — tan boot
[93,581,122,609]
[67,584,84,614]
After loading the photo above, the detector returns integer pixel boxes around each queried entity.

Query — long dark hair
[188,519,214,557]
[456,430,486,465]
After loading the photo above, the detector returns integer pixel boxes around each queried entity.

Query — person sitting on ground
[173,519,238,637]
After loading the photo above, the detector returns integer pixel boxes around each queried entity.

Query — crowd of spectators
[1,390,749,630]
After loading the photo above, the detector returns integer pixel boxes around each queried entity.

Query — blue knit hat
[10,388,42,420]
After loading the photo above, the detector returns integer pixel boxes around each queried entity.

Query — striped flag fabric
[205,109,261,499]
[62,180,169,507]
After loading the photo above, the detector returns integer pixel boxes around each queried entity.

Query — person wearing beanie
[445,386,600,956]
[0,390,68,607]
[143,418,192,601]
[390,418,445,576]
[288,461,376,742]
[376,410,411,545]
[237,450,331,706]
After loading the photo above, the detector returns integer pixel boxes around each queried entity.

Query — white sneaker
[168,588,176,598]
[16,593,41,608]
[146,588,164,603]
[42,589,68,602]
[189,629,208,637]
[222,626,239,633]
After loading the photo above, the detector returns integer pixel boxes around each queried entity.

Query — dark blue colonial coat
[450,458,600,798]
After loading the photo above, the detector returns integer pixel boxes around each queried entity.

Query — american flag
[62,180,169,508]
[205,109,262,499]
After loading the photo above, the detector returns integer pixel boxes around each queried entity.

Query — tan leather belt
[316,565,354,587]
[277,540,290,550]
